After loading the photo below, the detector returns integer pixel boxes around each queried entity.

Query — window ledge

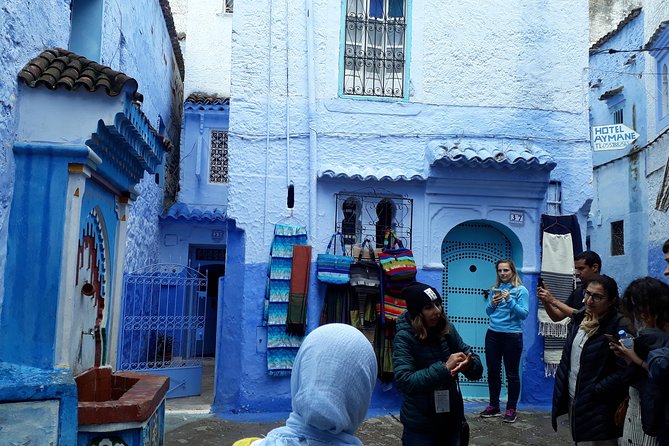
[324,98,421,116]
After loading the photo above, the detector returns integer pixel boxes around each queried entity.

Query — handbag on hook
[316,232,353,284]
[349,239,382,294]
[379,229,416,283]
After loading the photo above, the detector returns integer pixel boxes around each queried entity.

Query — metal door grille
[118,264,207,372]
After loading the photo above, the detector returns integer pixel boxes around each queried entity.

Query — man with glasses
[538,251,602,322]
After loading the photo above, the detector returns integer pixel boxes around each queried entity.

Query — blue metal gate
[118,263,207,398]
[442,222,512,399]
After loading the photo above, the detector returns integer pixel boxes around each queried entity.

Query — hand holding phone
[604,334,619,343]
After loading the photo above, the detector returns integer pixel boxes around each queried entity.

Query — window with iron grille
[224,0,233,13]
[611,220,624,256]
[335,192,412,251]
[209,130,228,183]
[342,0,408,99]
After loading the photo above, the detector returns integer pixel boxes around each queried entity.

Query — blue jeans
[401,426,460,446]
[485,329,523,410]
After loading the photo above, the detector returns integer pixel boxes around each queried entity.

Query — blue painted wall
[213,0,592,415]
[1,145,89,368]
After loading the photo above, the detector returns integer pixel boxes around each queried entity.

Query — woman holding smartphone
[481,259,529,423]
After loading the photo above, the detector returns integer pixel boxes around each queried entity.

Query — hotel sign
[591,124,639,151]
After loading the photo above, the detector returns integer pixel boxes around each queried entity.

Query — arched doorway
[442,221,518,399]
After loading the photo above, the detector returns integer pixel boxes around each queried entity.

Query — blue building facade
[204,0,593,416]
[588,3,669,290]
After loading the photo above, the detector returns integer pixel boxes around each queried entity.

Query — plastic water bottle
[618,330,634,349]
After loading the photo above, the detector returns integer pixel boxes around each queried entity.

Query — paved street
[165,406,574,445]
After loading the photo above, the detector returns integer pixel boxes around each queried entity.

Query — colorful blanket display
[379,230,416,322]
[539,232,575,377]
[265,223,309,376]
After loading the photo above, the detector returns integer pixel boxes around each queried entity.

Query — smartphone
[538,278,545,289]
[604,334,619,343]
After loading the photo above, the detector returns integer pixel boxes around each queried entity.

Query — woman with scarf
[393,282,483,446]
[480,259,529,423]
[609,277,669,446]
[551,274,631,445]
[247,323,377,446]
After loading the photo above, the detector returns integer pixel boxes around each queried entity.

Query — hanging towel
[539,232,575,377]
[287,245,312,336]
[266,223,308,376]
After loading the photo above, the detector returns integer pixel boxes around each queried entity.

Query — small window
[545,181,562,215]
[632,104,637,131]
[209,130,229,183]
[342,0,408,99]
[224,0,233,13]
[611,220,624,256]
[613,107,624,124]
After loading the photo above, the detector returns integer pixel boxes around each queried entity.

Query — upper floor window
[341,0,409,99]
[209,130,228,183]
[69,0,103,61]
[225,0,233,13]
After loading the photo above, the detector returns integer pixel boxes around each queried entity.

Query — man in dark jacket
[393,282,483,446]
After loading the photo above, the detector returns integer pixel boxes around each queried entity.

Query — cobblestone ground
[165,410,574,446]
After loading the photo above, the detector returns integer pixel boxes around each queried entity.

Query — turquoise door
[442,222,512,399]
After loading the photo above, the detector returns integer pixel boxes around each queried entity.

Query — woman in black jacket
[393,282,483,446]
[551,274,631,445]
[611,277,669,446]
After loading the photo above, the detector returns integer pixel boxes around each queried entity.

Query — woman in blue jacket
[480,259,529,423]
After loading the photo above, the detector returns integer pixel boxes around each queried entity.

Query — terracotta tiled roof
[644,20,669,50]
[590,7,642,53]
[17,48,142,101]
[427,139,557,171]
[159,0,185,79]
[185,93,230,105]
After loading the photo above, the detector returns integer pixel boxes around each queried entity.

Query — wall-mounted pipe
[305,0,317,245]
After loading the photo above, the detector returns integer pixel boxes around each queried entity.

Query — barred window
[613,107,624,124]
[342,0,407,98]
[209,130,228,183]
[611,220,624,256]
[335,192,412,251]
[225,0,233,13]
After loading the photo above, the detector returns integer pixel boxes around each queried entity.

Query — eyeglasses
[583,289,607,302]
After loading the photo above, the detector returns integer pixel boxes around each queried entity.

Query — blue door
[442,222,512,399]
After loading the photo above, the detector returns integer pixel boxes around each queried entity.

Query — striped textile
[539,232,575,377]
[266,223,308,376]
[621,387,659,446]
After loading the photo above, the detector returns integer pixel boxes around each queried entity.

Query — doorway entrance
[442,221,513,399]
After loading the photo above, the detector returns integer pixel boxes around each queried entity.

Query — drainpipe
[196,112,204,182]
[305,0,317,244]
